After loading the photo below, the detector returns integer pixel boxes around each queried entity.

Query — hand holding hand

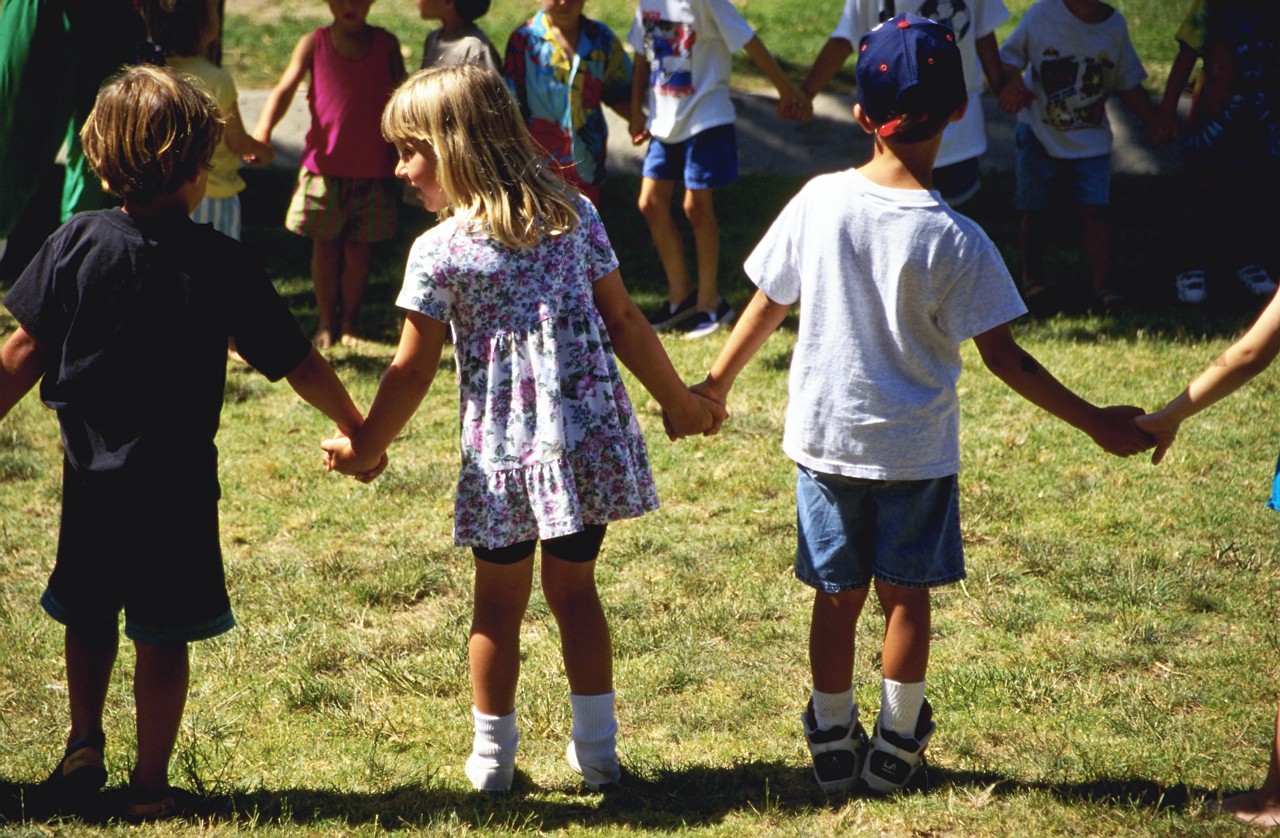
[663,387,729,440]
[777,88,814,123]
[629,113,650,146]
[997,74,1034,115]
[1134,411,1179,465]
[1087,404,1156,457]
[321,435,388,483]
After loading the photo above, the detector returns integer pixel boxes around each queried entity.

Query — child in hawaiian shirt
[321,64,724,793]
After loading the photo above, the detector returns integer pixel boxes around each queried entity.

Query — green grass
[221,0,1184,97]
[2,159,1280,836]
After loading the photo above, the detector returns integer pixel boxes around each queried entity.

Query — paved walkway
[238,87,1187,179]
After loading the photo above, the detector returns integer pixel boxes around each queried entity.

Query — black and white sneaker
[681,298,735,339]
[801,704,868,793]
[860,698,934,794]
[646,292,697,331]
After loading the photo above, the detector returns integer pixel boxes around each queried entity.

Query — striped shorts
[285,170,399,242]
[191,194,242,240]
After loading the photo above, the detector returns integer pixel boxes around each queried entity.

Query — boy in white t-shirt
[794,0,1020,207]
[690,14,1153,794]
[628,0,807,339]
[998,0,1160,315]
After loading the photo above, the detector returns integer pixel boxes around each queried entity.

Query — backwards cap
[855,13,966,138]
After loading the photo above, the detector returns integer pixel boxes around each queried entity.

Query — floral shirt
[503,12,632,188]
[395,196,658,548]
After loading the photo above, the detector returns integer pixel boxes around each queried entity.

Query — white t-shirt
[999,0,1146,159]
[744,169,1027,481]
[627,0,756,143]
[832,0,1010,168]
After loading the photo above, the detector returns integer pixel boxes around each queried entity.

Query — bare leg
[338,238,372,342]
[809,587,870,695]
[469,556,534,717]
[875,580,930,684]
[1019,210,1047,292]
[64,624,117,746]
[683,187,720,312]
[1080,204,1112,298]
[541,555,612,696]
[131,641,189,793]
[638,177,693,305]
[310,238,342,348]
[1222,698,1280,827]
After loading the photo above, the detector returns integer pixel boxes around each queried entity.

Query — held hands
[776,85,814,123]
[1086,405,1157,457]
[996,73,1035,115]
[1133,411,1179,465]
[321,434,389,483]
[662,385,729,441]
[629,112,650,146]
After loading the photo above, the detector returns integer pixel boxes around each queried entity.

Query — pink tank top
[301,26,397,178]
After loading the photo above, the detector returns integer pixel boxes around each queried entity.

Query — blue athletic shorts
[794,465,965,592]
[1014,123,1111,211]
[641,123,739,189]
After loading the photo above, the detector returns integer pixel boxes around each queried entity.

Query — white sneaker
[1175,269,1207,304]
[1238,264,1277,297]
[565,741,620,790]
[801,704,867,793]
[860,699,934,794]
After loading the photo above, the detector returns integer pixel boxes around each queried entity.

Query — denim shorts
[642,123,739,189]
[794,465,965,592]
[1014,123,1111,211]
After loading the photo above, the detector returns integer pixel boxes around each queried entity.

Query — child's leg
[1221,698,1280,826]
[541,555,611,696]
[1079,204,1112,299]
[64,624,117,745]
[310,238,342,348]
[810,588,870,696]
[338,237,371,342]
[683,187,720,313]
[469,555,535,716]
[130,640,189,794]
[637,176,694,306]
[875,579,930,686]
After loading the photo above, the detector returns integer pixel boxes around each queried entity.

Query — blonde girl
[323,64,722,792]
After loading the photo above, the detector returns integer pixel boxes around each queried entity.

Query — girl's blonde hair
[381,65,579,249]
[81,64,223,205]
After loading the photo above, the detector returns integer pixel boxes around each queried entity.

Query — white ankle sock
[879,678,926,737]
[465,707,519,791]
[568,692,618,774]
[810,686,854,731]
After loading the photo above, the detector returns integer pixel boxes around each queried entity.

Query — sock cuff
[569,691,618,742]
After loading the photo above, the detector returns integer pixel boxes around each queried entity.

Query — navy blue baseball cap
[856,13,966,138]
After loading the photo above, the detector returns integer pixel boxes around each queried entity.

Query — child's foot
[681,298,736,339]
[123,785,184,822]
[860,698,934,794]
[1019,283,1057,318]
[312,329,335,350]
[465,751,516,793]
[565,740,621,791]
[646,292,697,331]
[339,332,370,348]
[801,703,867,793]
[465,709,519,793]
[1092,288,1128,316]
[1175,269,1207,304]
[1218,789,1280,827]
[1238,264,1277,298]
[41,731,107,808]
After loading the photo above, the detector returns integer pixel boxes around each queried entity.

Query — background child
[1136,290,1280,827]
[792,0,1020,207]
[0,65,369,821]
[503,0,634,207]
[1154,0,1278,306]
[253,0,406,349]
[417,0,501,72]
[322,65,723,793]
[998,0,1161,315]
[690,15,1152,795]
[628,0,807,338]
[139,0,276,241]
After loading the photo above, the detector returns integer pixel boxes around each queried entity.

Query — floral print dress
[396,196,659,549]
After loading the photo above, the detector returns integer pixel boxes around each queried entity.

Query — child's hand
[321,435,388,483]
[777,86,813,123]
[663,388,728,440]
[1085,405,1156,457]
[629,113,650,146]
[1134,411,1180,465]
[997,74,1034,114]
[1147,112,1179,147]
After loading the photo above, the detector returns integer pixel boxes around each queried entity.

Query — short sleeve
[743,189,806,306]
[396,229,457,323]
[579,198,621,282]
[703,0,756,53]
[223,240,311,381]
[4,230,70,346]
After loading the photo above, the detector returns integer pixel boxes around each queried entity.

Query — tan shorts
[284,170,399,242]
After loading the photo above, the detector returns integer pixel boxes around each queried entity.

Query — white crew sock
[465,707,519,791]
[810,686,855,731]
[567,691,619,787]
[879,678,926,738]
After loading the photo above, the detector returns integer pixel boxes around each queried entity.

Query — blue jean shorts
[794,465,965,592]
[642,122,739,189]
[1014,123,1111,211]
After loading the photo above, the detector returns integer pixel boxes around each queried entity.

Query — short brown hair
[81,64,223,205]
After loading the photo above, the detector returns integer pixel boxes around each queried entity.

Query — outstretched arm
[0,326,45,421]
[697,289,790,407]
[630,53,651,144]
[973,323,1152,457]
[285,347,365,438]
[321,311,446,478]
[1137,290,1280,464]
[252,32,314,144]
[797,37,854,121]
[742,35,810,122]
[593,269,725,438]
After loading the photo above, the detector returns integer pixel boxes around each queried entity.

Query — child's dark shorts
[642,123,739,189]
[471,524,608,565]
[794,465,965,592]
[41,460,235,646]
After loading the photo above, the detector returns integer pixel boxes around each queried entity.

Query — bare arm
[386,32,407,85]
[698,289,791,406]
[741,34,809,121]
[973,33,1004,95]
[0,326,46,421]
[284,347,365,437]
[1151,43,1198,145]
[321,311,446,477]
[973,323,1152,457]
[252,32,314,143]
[799,37,853,108]
[630,53,650,144]
[593,269,724,438]
[1116,84,1160,135]
[1137,290,1280,463]
[222,100,275,166]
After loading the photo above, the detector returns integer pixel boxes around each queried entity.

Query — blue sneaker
[646,292,697,331]
[681,298,735,339]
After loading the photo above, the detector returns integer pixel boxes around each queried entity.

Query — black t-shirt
[4,209,312,495]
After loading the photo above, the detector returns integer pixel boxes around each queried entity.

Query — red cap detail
[897,19,910,28]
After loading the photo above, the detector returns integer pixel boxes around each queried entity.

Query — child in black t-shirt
[0,65,374,821]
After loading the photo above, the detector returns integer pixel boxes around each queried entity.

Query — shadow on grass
[0,760,1227,830]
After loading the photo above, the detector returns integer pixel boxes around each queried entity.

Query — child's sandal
[43,731,107,799]
[123,786,182,822]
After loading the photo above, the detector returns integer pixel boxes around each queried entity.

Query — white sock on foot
[465,707,518,791]
[879,678,926,738]
[810,686,855,730]
[567,691,619,788]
